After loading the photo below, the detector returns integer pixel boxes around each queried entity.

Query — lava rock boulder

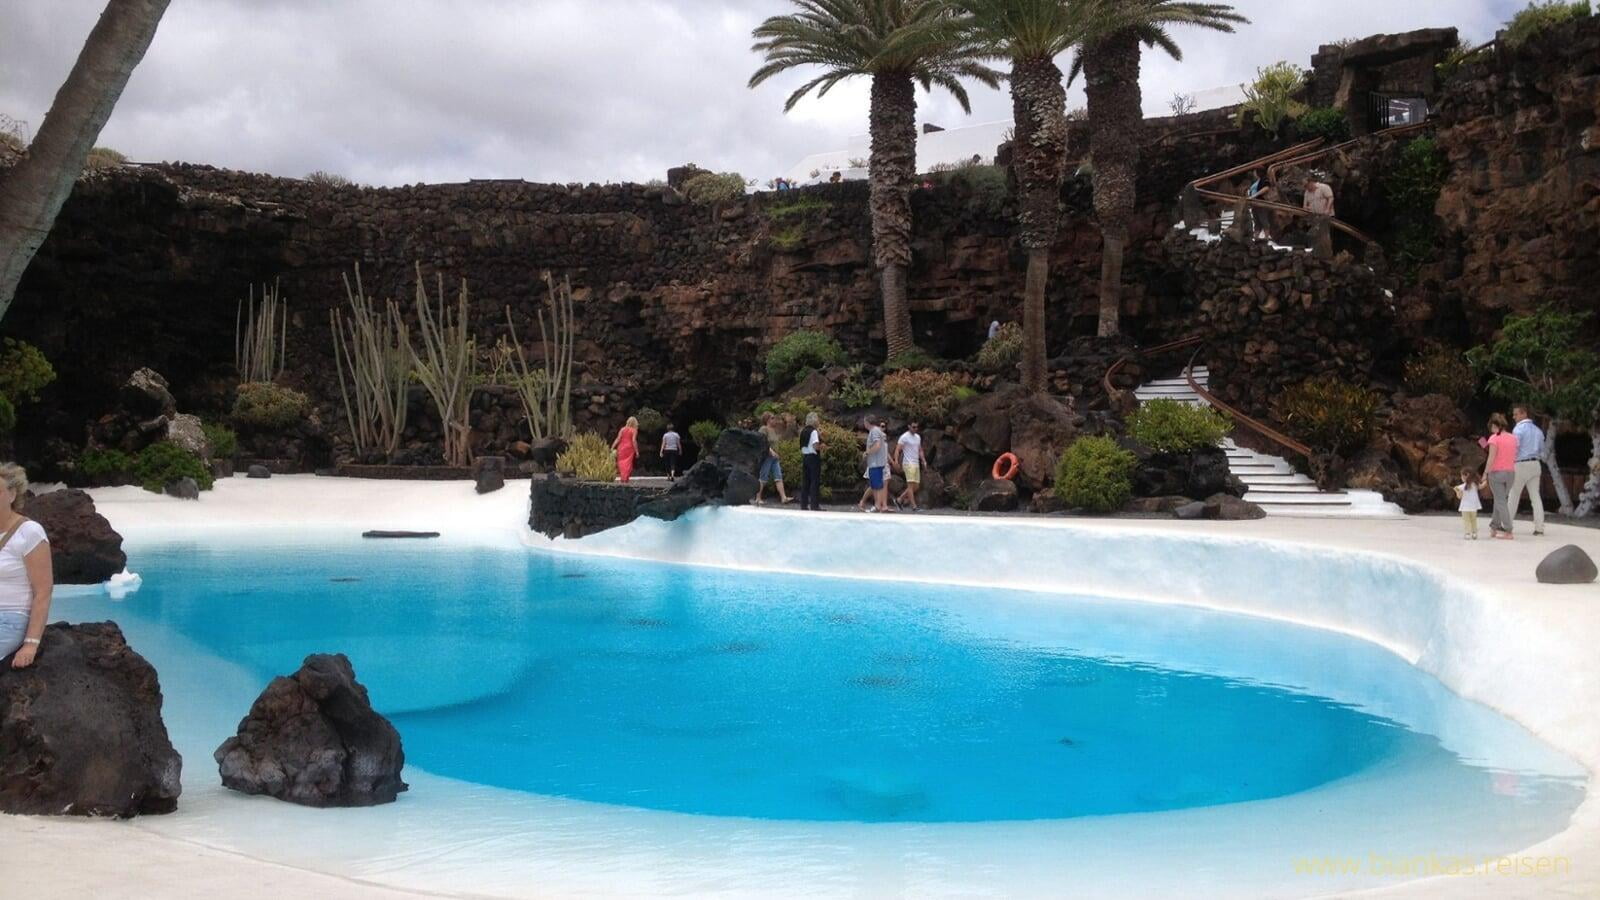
[473,456,506,494]
[971,477,1019,512]
[1535,545,1598,585]
[215,653,407,807]
[23,488,127,584]
[0,622,182,817]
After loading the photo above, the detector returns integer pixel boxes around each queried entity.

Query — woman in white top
[0,463,53,668]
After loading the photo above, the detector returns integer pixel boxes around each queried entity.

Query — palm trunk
[868,73,917,361]
[1543,417,1575,514]
[1009,56,1069,394]
[1084,31,1143,340]
[0,0,170,321]
[1576,425,1600,518]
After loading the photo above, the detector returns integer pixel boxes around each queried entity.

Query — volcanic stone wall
[5,113,1282,463]
[1429,16,1600,340]
[1164,229,1399,414]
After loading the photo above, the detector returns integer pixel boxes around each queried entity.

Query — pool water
[70,537,1584,826]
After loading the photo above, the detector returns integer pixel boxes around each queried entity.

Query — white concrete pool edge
[6,476,1598,899]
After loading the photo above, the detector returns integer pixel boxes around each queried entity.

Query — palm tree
[952,0,1135,392]
[1073,1,1246,338]
[750,1,999,362]
[0,0,171,322]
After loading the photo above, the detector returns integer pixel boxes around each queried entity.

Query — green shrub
[1385,138,1446,218]
[935,164,1009,215]
[1504,1,1591,47]
[1127,399,1232,453]
[829,368,876,409]
[83,146,126,170]
[1403,344,1476,403]
[1236,62,1308,134]
[305,170,353,187]
[555,432,619,482]
[202,422,239,460]
[1054,436,1135,513]
[1272,377,1382,454]
[975,322,1023,372]
[681,171,747,205]
[78,448,133,482]
[884,348,938,371]
[633,407,668,435]
[1295,107,1351,143]
[765,330,846,388]
[232,381,310,430]
[769,224,806,251]
[689,419,723,452]
[0,338,56,402]
[766,196,832,220]
[133,442,214,493]
[0,395,13,434]
[881,369,965,423]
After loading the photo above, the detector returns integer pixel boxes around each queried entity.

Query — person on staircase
[1509,405,1547,536]
[1301,174,1335,217]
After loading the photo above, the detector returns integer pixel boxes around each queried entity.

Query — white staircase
[1136,368,1404,519]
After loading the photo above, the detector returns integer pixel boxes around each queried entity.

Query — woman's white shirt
[0,520,47,612]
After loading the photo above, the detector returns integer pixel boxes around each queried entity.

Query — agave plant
[1072,0,1247,338]
[749,1,1000,361]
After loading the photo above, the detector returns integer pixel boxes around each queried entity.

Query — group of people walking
[750,412,928,513]
[1457,405,1547,540]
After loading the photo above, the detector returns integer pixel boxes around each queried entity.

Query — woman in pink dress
[611,416,639,483]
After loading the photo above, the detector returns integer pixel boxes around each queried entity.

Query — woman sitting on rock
[0,463,53,669]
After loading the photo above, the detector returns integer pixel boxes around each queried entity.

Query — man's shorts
[867,466,886,490]
[902,462,921,484]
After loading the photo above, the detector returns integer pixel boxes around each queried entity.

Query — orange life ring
[992,452,1019,481]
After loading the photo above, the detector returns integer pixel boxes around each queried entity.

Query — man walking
[1301,174,1335,217]
[1509,405,1547,535]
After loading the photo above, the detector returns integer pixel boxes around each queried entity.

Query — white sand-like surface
[3,475,1596,899]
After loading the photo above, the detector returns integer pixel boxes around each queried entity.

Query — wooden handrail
[1182,346,1312,459]
[1265,120,1431,186]
[1101,335,1203,407]
[1188,138,1324,192]
[1191,187,1377,244]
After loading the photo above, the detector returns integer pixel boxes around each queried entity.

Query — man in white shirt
[1301,175,1335,217]
[1509,405,1547,535]
[895,422,928,512]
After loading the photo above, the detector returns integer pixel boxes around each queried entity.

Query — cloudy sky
[2,0,1518,186]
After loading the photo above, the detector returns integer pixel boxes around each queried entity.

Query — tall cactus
[235,279,287,383]
[410,263,477,466]
[505,271,576,440]
[330,263,409,460]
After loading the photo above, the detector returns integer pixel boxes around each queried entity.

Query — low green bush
[555,432,619,482]
[1295,107,1350,142]
[1236,62,1308,134]
[633,407,668,436]
[1127,399,1232,453]
[881,369,965,423]
[77,447,134,483]
[829,369,876,409]
[1272,377,1382,454]
[689,419,723,452]
[974,322,1022,373]
[305,170,353,187]
[1504,1,1591,47]
[201,422,239,460]
[0,395,14,434]
[1403,344,1476,403]
[754,396,819,421]
[1054,436,1135,513]
[768,423,862,500]
[681,171,747,205]
[0,338,56,402]
[83,146,126,171]
[133,442,214,493]
[765,330,846,388]
[884,348,939,371]
[232,381,310,430]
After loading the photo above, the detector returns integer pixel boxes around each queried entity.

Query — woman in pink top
[1482,413,1519,539]
[611,416,639,483]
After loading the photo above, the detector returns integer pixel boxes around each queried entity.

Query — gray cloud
[1,0,1515,187]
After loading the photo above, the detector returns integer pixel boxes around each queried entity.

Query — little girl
[1455,468,1483,539]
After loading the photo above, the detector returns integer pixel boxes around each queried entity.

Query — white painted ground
[3,475,1596,899]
